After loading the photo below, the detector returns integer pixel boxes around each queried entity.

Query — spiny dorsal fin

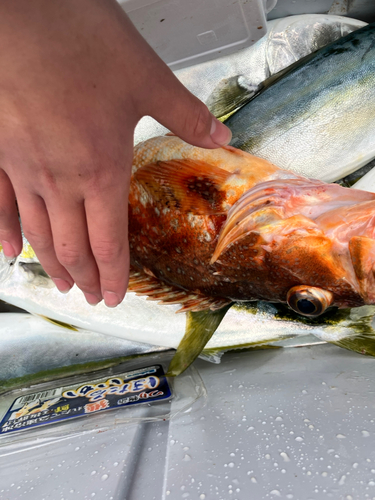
[167,304,232,377]
[133,159,232,215]
[128,266,231,313]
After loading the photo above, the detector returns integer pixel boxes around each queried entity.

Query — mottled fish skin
[130,136,375,313]
[225,23,375,182]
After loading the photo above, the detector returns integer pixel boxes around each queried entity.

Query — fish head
[212,179,375,317]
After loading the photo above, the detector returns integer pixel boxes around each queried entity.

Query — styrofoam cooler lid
[118,0,277,70]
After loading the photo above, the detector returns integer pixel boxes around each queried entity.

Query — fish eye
[286,286,334,318]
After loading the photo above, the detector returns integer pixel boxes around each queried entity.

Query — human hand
[0,0,231,307]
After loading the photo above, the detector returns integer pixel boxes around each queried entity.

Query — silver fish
[134,14,366,149]
[0,312,169,394]
[222,22,375,182]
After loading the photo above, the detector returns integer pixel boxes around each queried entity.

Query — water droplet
[183,447,190,451]
[170,439,175,445]
[275,416,283,422]
[270,490,281,496]
[295,437,303,442]
[280,452,290,462]
[91,471,97,476]
[74,447,80,451]
[353,463,359,469]
[228,462,235,468]
[101,474,109,481]
[113,462,119,467]
[302,390,308,394]
[200,495,206,500]
[321,472,328,477]
[362,430,370,437]
[336,434,346,439]
[183,454,191,462]
[338,475,346,486]
[251,477,257,483]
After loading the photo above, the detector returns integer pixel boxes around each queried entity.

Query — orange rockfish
[128,136,375,373]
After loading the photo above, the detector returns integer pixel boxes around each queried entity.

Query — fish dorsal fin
[128,266,231,313]
[167,304,232,376]
[133,159,232,215]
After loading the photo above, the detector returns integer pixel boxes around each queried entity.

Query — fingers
[16,192,74,293]
[0,169,22,258]
[85,180,130,308]
[47,200,102,305]
[11,163,130,308]
[141,65,232,149]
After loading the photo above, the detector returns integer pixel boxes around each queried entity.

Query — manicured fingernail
[1,240,16,259]
[103,291,120,308]
[52,278,72,294]
[210,117,232,146]
[84,293,101,306]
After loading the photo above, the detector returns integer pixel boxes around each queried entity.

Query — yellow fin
[167,304,232,377]
[21,244,36,259]
[38,315,79,332]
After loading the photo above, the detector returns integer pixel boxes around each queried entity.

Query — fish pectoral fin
[167,304,232,377]
[37,315,79,331]
[206,75,260,121]
[134,159,232,215]
[209,51,320,123]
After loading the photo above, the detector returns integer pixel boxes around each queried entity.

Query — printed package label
[0,365,171,434]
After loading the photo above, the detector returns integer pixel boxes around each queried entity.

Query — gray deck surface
[1,344,375,500]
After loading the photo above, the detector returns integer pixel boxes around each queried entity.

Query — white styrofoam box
[119,0,277,70]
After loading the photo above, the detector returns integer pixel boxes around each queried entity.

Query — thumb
[146,72,232,149]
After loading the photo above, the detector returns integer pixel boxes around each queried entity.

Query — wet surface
[2,344,375,499]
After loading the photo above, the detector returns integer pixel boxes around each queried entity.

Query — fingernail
[103,291,120,308]
[84,293,101,306]
[52,278,72,294]
[1,240,16,259]
[210,117,232,146]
